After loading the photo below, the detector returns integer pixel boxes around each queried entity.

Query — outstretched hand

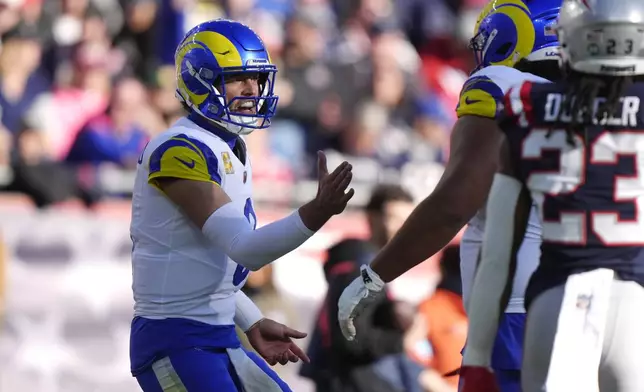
[314,151,354,215]
[246,318,310,366]
[298,151,355,231]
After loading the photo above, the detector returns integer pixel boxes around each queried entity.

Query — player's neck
[187,112,238,149]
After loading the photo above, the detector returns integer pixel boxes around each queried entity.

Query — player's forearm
[202,203,314,271]
[234,290,264,331]
[370,119,500,283]
[462,174,522,367]
[370,173,488,283]
[369,202,464,282]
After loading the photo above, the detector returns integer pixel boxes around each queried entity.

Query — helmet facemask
[180,61,279,136]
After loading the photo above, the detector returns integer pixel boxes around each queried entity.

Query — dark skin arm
[370,116,504,282]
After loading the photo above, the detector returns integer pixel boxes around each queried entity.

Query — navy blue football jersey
[501,80,644,306]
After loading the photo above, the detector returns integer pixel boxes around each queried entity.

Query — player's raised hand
[316,151,354,208]
[315,151,354,213]
[299,151,354,231]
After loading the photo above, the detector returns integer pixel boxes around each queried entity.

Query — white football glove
[337,264,385,341]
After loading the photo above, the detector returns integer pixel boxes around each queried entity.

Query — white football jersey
[130,117,256,326]
[457,65,546,313]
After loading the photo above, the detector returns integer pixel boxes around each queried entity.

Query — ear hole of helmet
[496,42,513,56]
[199,68,214,81]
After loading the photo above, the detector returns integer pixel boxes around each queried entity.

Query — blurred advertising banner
[0,196,439,392]
[0,199,138,392]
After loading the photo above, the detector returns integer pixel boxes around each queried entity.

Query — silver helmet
[556,0,644,76]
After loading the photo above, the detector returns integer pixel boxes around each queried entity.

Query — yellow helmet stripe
[473,0,530,36]
[491,5,536,66]
[175,31,247,107]
[191,31,244,68]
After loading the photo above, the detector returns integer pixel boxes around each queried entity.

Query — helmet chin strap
[213,116,256,136]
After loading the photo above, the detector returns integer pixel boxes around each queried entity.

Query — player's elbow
[429,181,484,227]
[246,263,263,272]
[440,199,475,225]
[226,228,292,271]
[234,258,265,272]
[226,245,271,272]
[201,207,269,271]
[203,207,314,271]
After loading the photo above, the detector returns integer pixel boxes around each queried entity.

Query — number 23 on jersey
[523,129,644,246]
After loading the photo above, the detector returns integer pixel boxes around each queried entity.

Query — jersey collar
[187,113,238,150]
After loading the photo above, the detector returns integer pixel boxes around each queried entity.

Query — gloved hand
[337,264,385,340]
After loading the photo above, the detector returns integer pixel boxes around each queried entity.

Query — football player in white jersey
[338,1,561,391]
[462,0,644,391]
[129,20,354,392]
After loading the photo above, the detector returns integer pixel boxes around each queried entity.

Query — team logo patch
[576,294,592,310]
[222,152,234,174]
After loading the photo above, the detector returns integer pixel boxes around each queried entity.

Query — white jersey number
[523,129,644,246]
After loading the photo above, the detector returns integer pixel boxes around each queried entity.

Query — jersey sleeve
[455,75,505,119]
[148,134,223,186]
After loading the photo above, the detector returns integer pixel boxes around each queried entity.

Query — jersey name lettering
[543,93,640,127]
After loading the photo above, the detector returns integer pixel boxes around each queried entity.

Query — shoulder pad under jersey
[456,66,549,119]
[146,126,224,187]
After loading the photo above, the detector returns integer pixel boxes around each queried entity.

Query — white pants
[522,269,644,392]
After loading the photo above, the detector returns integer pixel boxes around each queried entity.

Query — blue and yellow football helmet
[470,0,562,71]
[175,19,278,135]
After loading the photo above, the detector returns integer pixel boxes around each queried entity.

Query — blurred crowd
[0,0,485,207]
[0,1,484,390]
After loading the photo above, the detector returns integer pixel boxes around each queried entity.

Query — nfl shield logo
[243,171,248,183]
